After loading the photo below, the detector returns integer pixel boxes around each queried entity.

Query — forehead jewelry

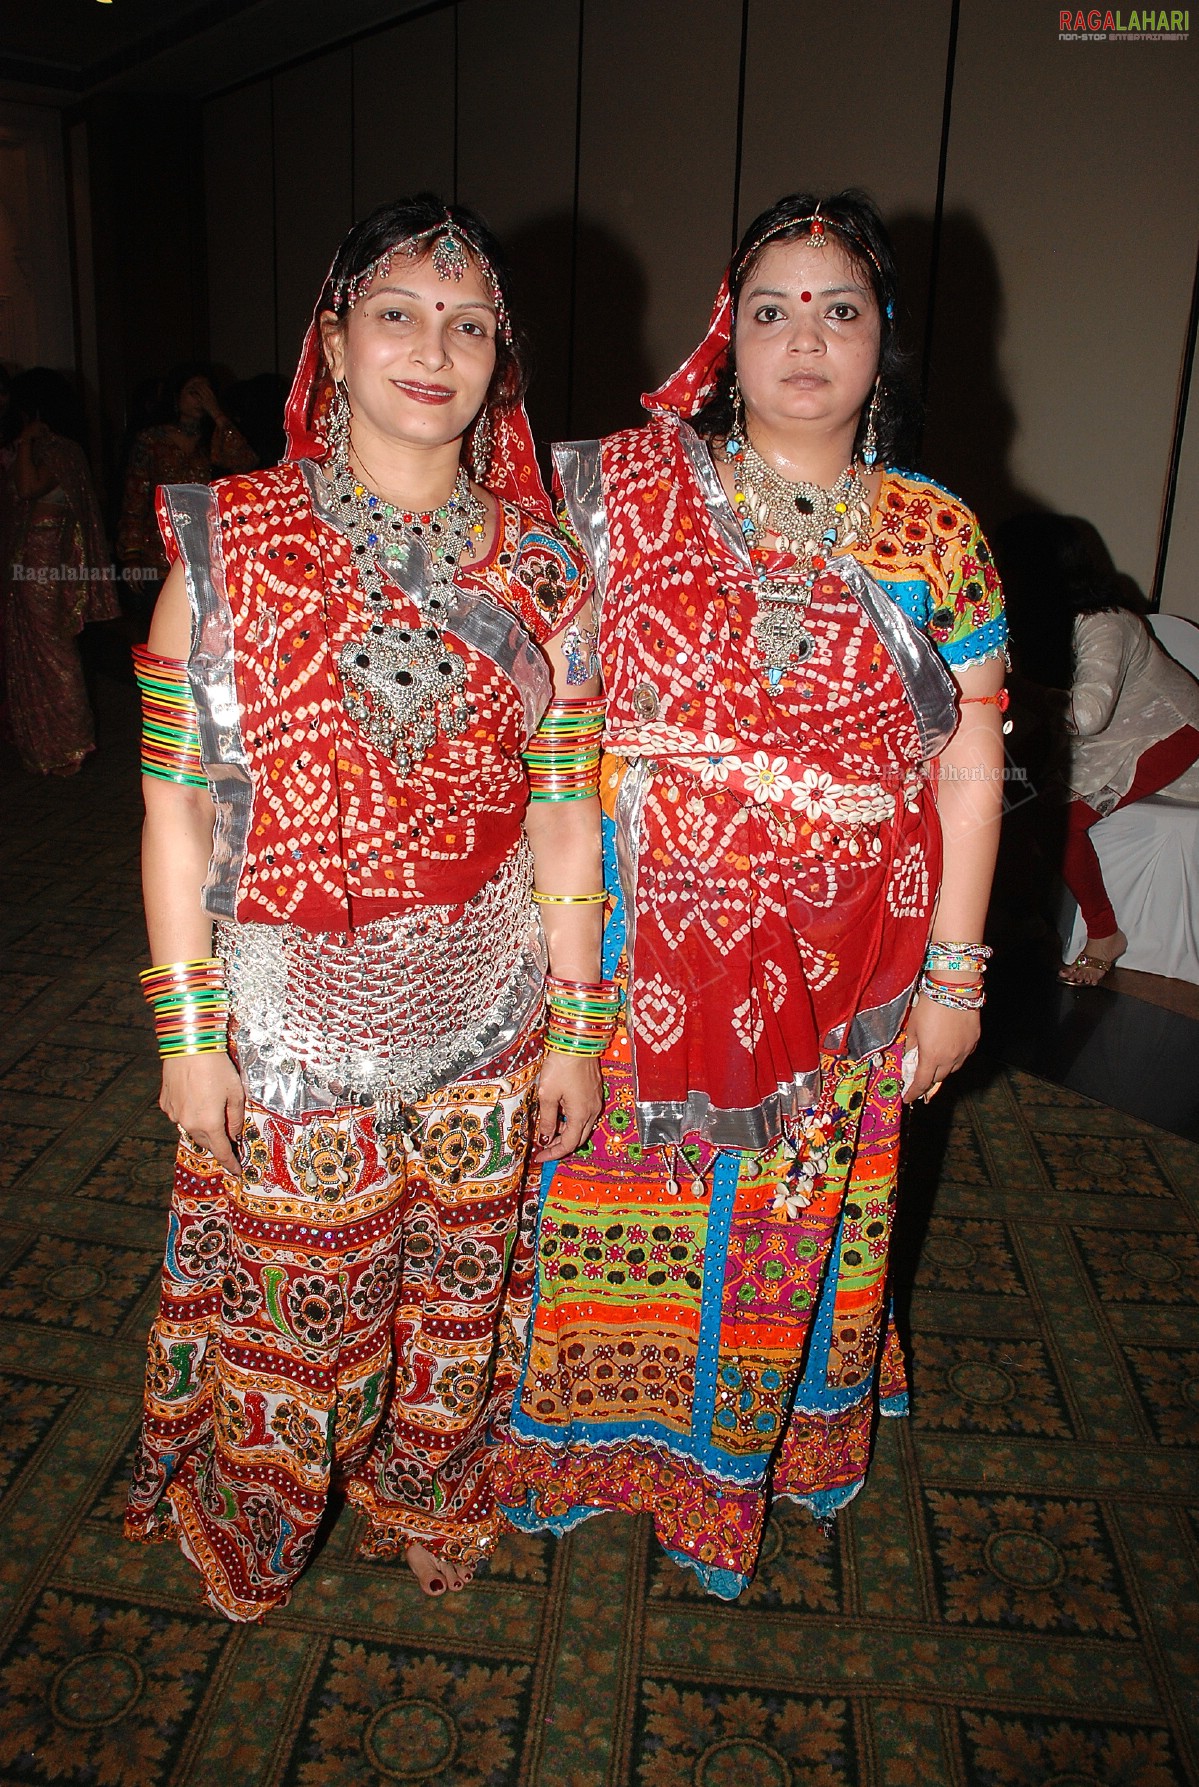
[743,212,884,284]
[431,220,469,281]
[334,223,512,342]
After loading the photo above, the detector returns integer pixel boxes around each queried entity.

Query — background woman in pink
[3,369,118,775]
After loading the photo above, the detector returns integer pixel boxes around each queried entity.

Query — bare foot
[404,1542,473,1595]
[1059,929,1126,986]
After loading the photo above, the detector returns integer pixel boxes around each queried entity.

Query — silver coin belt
[216,838,540,1131]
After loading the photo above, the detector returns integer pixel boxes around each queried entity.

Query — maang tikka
[431,225,469,282]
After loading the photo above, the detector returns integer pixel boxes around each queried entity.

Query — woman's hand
[184,376,223,422]
[159,1053,245,1175]
[532,1052,603,1162]
[903,998,981,1104]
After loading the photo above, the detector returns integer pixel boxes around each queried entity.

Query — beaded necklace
[331,460,486,776]
[723,435,871,686]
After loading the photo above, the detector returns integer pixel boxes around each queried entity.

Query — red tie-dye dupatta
[558,282,958,1149]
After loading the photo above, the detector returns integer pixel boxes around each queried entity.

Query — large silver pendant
[339,619,469,777]
[753,580,815,686]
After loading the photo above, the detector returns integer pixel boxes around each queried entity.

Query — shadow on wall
[504,213,653,455]
[888,209,1044,529]
[988,510,1155,959]
[509,205,1046,497]
[229,372,290,468]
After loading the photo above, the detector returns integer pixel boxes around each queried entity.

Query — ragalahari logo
[1059,8,1189,36]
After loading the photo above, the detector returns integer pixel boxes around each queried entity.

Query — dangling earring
[326,377,351,466]
[470,407,493,483]
[726,377,746,456]
[860,383,880,471]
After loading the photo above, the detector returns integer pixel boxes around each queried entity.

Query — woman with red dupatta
[496,192,1008,1595]
[124,197,608,1618]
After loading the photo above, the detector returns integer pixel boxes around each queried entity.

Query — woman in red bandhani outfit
[124,196,610,1619]
[495,191,1008,1595]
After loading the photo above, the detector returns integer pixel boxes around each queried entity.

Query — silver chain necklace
[330,459,486,776]
[726,440,871,684]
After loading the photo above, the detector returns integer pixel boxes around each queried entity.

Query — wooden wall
[203,0,1199,617]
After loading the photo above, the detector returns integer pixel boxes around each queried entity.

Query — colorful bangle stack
[524,697,604,802]
[140,958,229,1057]
[918,940,993,1012]
[132,646,206,787]
[544,974,620,1055]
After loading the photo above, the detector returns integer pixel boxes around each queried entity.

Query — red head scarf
[640,203,887,421]
[641,273,733,420]
[283,244,552,522]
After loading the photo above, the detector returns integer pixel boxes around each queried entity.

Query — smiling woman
[122,195,607,1619]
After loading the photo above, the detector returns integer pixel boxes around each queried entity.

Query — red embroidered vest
[566,419,959,1142]
[158,462,587,931]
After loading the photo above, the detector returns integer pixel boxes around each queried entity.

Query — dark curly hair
[11,367,86,446]
[322,193,528,418]
[692,189,917,465]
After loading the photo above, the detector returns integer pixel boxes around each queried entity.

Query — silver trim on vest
[678,422,746,564]
[551,440,609,614]
[163,482,253,920]
[826,556,959,761]
[301,459,552,742]
[636,1078,824,1151]
[823,978,917,1061]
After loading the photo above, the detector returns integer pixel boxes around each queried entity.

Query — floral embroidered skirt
[126,1029,541,1621]
[493,1023,908,1599]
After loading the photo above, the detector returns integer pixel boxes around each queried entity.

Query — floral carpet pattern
[0,685,1196,1786]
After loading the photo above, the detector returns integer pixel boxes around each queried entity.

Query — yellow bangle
[532,890,607,905]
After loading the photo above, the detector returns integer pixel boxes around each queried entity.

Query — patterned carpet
[1,674,1197,1787]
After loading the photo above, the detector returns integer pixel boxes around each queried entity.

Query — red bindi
[800,290,813,303]
[435,300,445,311]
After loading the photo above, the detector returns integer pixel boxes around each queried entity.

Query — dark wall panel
[738,0,953,384]
[569,0,744,438]
[923,0,1199,586]
[273,50,353,380]
[196,0,1199,590]
[353,11,456,218]
[84,94,208,489]
[205,80,275,380]
[737,0,953,225]
[456,0,581,446]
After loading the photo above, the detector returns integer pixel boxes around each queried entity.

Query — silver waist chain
[216,837,543,1131]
